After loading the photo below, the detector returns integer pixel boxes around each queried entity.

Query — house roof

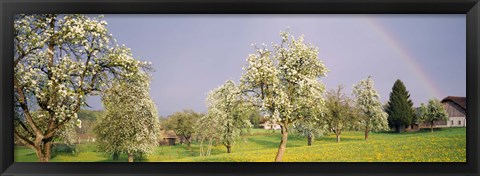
[161,130,178,139]
[441,96,466,110]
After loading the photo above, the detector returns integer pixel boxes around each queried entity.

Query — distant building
[259,121,281,130]
[441,96,466,127]
[405,123,420,132]
[76,134,96,144]
[419,96,466,128]
[159,130,178,146]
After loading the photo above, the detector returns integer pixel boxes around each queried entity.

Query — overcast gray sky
[86,14,466,117]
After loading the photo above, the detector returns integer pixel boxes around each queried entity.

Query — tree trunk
[186,138,191,150]
[34,147,48,162]
[128,153,134,162]
[199,139,204,156]
[275,124,288,162]
[113,152,119,160]
[207,138,213,156]
[364,127,369,141]
[226,145,231,153]
[336,133,341,142]
[430,122,434,133]
[43,138,53,161]
[33,138,54,162]
[307,134,312,146]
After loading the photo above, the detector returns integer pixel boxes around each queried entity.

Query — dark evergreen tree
[385,79,416,132]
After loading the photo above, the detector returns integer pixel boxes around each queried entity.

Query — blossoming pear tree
[205,80,253,153]
[94,73,160,162]
[195,113,221,157]
[240,31,328,161]
[13,14,150,162]
[292,108,326,146]
[352,76,389,140]
[418,98,449,133]
[292,86,326,146]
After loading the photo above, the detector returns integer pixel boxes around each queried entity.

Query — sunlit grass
[15,127,466,162]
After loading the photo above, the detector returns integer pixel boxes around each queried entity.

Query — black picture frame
[1,0,478,176]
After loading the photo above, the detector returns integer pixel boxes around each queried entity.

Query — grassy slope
[15,127,466,162]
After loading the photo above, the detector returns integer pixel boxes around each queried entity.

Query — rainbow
[363,17,444,100]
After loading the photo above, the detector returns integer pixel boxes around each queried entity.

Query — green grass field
[15,127,466,162]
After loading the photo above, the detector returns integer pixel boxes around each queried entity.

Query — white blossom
[14,14,153,161]
[239,30,328,161]
[352,76,389,133]
[202,80,253,153]
[94,73,159,161]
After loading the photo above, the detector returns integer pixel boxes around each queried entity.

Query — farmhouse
[441,96,466,127]
[75,134,96,144]
[418,96,466,128]
[159,130,178,146]
[405,123,420,132]
[259,121,281,130]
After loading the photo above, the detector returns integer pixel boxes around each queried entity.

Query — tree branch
[15,119,35,139]
[14,78,44,138]
[14,129,35,148]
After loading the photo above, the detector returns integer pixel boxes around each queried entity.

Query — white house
[259,121,281,130]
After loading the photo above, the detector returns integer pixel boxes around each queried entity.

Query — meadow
[14,127,466,162]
